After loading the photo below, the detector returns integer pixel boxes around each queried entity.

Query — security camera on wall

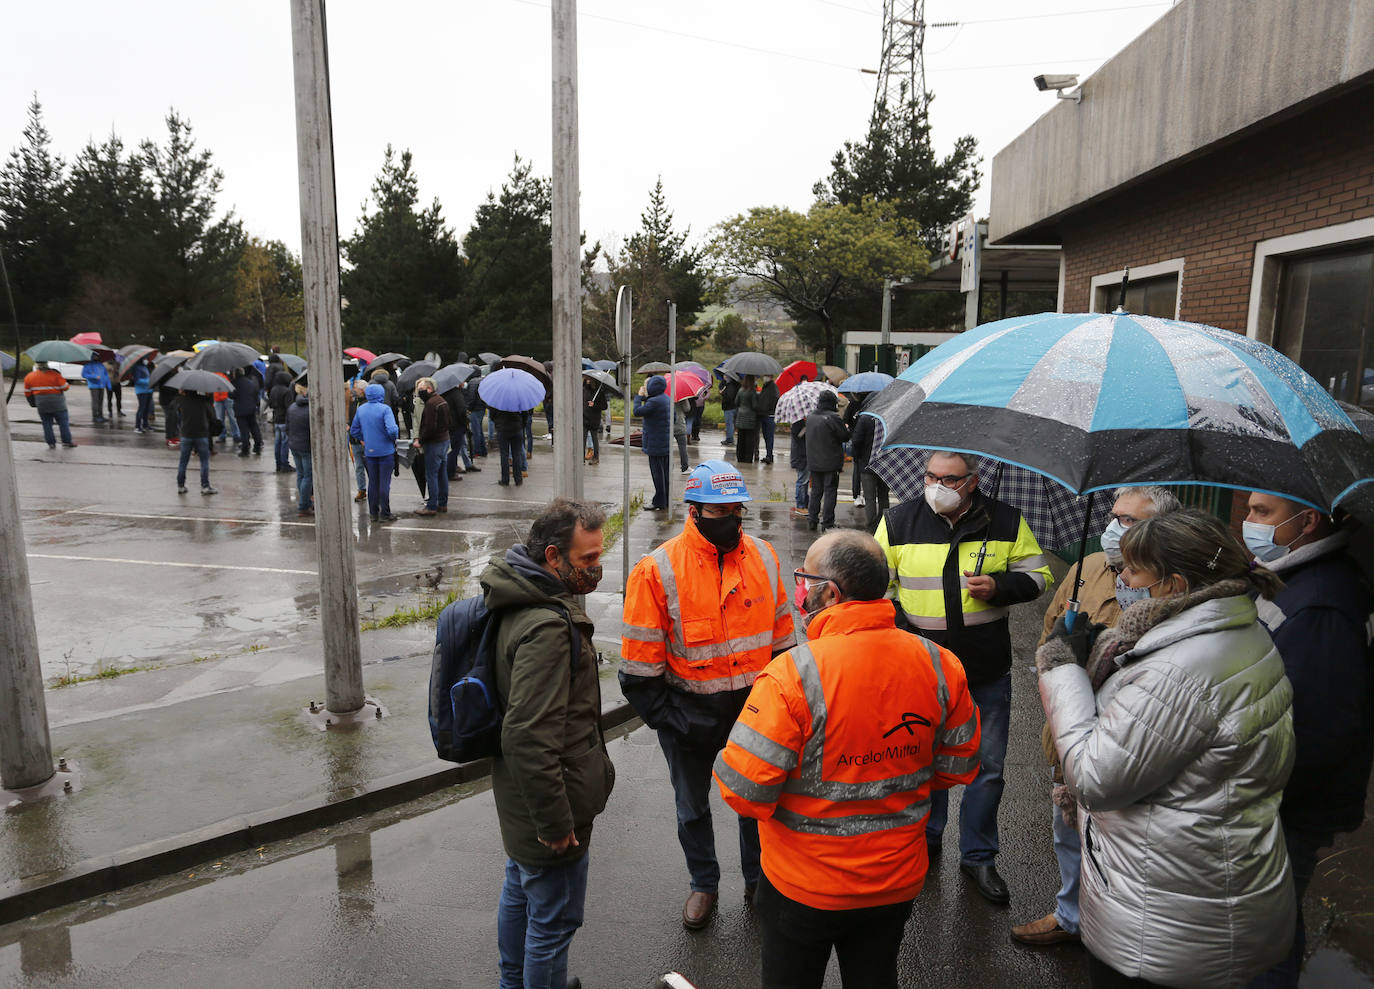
[1034,73,1082,103]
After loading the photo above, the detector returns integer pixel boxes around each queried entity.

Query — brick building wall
[1059,82,1374,329]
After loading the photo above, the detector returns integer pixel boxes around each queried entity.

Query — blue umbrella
[593,359,618,372]
[837,371,894,394]
[581,357,595,370]
[1,351,14,372]
[478,367,545,412]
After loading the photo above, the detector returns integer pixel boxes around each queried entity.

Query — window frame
[1089,257,1185,318]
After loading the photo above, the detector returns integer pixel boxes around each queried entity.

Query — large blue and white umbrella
[838,371,894,394]
[863,311,1374,513]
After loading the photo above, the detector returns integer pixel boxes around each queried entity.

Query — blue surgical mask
[1242,512,1305,563]
[1115,574,1161,611]
[1100,519,1127,564]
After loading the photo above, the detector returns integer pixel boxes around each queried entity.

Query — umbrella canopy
[477,351,502,366]
[479,367,546,412]
[723,351,782,378]
[185,341,260,373]
[116,343,152,358]
[775,360,818,394]
[865,311,1374,512]
[662,371,707,401]
[166,368,236,394]
[367,351,408,369]
[25,340,95,364]
[148,352,194,388]
[343,346,376,363]
[501,354,552,388]
[273,353,307,375]
[637,361,672,374]
[1,351,14,372]
[713,361,740,383]
[674,360,708,375]
[433,362,479,393]
[774,380,838,423]
[192,339,219,352]
[582,368,623,396]
[397,360,438,392]
[821,364,849,384]
[581,356,596,370]
[593,359,618,372]
[116,345,159,381]
[69,331,104,346]
[838,371,894,394]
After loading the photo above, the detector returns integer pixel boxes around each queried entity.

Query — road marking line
[27,553,318,575]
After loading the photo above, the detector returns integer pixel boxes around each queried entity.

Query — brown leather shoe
[1010,912,1079,946]
[681,891,717,930]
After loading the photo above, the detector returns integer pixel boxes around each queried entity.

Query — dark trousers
[107,382,122,415]
[498,432,524,485]
[861,471,890,532]
[808,470,840,527]
[755,875,913,989]
[364,454,394,517]
[236,414,262,454]
[1088,953,1167,988]
[675,433,689,471]
[135,392,154,430]
[162,401,179,440]
[89,389,106,422]
[657,729,760,893]
[39,409,73,446]
[736,428,758,463]
[647,454,670,509]
[761,415,775,459]
[471,408,487,455]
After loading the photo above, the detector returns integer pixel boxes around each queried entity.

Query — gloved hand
[1049,615,1092,667]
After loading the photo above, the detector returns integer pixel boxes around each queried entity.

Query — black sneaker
[177,484,188,494]
[466,465,481,472]
[378,513,398,523]
[202,486,217,495]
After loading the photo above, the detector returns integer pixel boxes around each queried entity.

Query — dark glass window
[1275,244,1374,406]
[1096,272,1178,317]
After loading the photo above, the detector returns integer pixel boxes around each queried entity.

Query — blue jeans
[723,407,736,444]
[351,440,368,492]
[39,409,73,446]
[927,672,1011,863]
[447,430,472,474]
[177,437,212,489]
[497,852,590,989]
[274,423,290,468]
[424,439,450,509]
[795,465,809,509]
[523,411,534,455]
[657,728,761,893]
[1242,824,1328,988]
[364,454,394,517]
[293,451,313,511]
[135,392,154,430]
[215,397,238,439]
[1052,799,1081,934]
[647,455,670,509]
[471,408,488,455]
[761,415,775,459]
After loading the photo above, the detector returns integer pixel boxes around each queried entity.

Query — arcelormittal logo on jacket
[834,714,933,766]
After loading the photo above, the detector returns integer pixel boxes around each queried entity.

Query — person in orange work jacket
[714,529,981,989]
[620,459,796,932]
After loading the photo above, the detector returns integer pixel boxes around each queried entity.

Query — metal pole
[666,301,676,525]
[0,376,55,790]
[616,287,632,593]
[551,0,583,500]
[290,0,365,715]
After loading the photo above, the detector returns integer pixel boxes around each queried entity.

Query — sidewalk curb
[0,703,642,926]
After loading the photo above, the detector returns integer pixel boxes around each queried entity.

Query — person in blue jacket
[349,383,400,523]
[634,375,672,510]
[82,360,110,424]
[131,357,155,433]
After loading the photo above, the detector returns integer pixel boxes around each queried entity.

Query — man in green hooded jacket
[484,497,616,989]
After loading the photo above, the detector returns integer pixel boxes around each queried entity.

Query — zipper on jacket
[1084,816,1109,890]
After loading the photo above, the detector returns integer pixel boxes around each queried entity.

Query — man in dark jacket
[757,376,779,463]
[1244,492,1374,987]
[268,369,295,472]
[286,385,313,515]
[634,376,673,509]
[442,382,476,479]
[720,377,740,446]
[583,377,609,465]
[483,498,615,989]
[231,370,263,457]
[466,375,488,457]
[804,390,849,531]
[412,377,451,516]
[492,408,527,487]
[848,398,889,531]
[789,419,808,519]
[734,375,759,464]
[175,390,219,495]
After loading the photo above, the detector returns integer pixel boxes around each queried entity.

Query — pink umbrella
[344,346,376,362]
[70,331,104,347]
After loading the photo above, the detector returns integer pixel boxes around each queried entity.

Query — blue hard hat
[683,459,752,504]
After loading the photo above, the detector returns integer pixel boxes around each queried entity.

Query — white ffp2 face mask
[924,482,964,514]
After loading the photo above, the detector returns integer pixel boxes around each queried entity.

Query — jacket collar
[1262,530,1349,575]
[680,512,747,561]
[806,599,897,639]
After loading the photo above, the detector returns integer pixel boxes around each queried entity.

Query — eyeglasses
[698,504,749,518]
[793,569,834,592]
[923,472,971,487]
[1110,512,1142,527]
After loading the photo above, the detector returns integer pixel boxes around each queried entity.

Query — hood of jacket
[292,394,309,407]
[370,368,390,383]
[482,543,569,612]
[365,383,385,403]
[815,390,838,413]
[646,375,667,397]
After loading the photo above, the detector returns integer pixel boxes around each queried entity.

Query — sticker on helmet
[710,473,742,486]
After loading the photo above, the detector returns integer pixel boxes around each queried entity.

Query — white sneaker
[854,495,865,509]
[542,432,553,441]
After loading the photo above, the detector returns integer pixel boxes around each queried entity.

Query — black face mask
[557,559,603,595]
[694,512,742,550]
[418,390,431,402]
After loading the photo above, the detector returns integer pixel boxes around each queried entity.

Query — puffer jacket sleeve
[1040,660,1217,812]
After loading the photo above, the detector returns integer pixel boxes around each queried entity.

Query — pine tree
[0,95,75,322]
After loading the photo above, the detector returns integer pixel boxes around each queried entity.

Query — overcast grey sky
[3,0,1172,256]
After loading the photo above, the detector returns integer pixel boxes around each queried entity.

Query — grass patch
[602,491,644,550]
[50,662,162,689]
[361,588,461,631]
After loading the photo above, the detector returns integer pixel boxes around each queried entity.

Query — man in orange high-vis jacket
[24,362,75,448]
[715,529,980,989]
[620,459,795,931]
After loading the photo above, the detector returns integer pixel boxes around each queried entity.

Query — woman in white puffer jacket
[1038,508,1295,989]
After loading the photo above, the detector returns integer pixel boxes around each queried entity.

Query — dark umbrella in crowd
[116,345,159,381]
[147,352,195,388]
[397,360,438,393]
[367,352,409,371]
[582,368,622,396]
[722,351,782,377]
[433,362,479,394]
[185,341,260,373]
[637,361,672,374]
[593,359,618,372]
[276,353,307,375]
[477,351,502,365]
[165,369,238,394]
[500,354,552,389]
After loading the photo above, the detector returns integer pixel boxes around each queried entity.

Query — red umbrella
[70,331,104,347]
[775,360,818,395]
[663,369,707,401]
[344,346,376,362]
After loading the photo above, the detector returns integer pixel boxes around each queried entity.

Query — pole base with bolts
[301,697,387,732]
[2,758,81,809]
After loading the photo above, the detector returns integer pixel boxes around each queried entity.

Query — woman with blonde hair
[1038,507,1295,988]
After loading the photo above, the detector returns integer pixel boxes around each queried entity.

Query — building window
[1273,243,1374,405]
[1089,258,1183,318]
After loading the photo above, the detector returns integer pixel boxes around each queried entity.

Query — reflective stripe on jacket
[875,490,1051,685]
[713,599,981,911]
[620,516,794,694]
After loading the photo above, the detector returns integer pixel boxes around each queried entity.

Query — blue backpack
[428,594,578,763]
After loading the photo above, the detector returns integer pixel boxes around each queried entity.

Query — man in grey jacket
[484,498,616,989]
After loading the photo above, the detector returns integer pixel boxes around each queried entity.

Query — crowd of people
[478,450,1373,989]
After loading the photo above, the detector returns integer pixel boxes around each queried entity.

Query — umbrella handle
[1063,490,1098,633]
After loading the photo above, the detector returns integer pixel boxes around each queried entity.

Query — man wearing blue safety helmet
[621,460,796,932]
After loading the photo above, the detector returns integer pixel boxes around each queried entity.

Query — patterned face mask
[558,560,603,595]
